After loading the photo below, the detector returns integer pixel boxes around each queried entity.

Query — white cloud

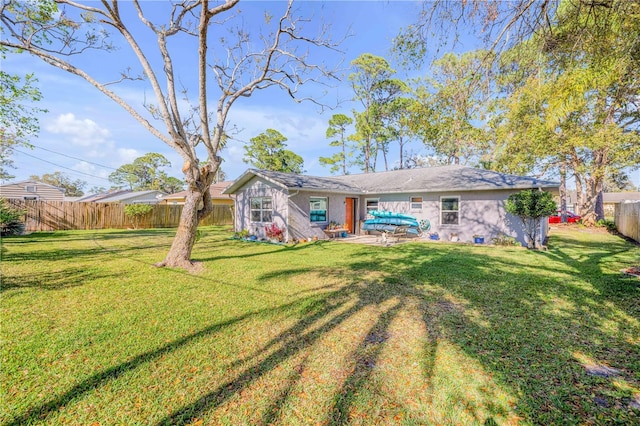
[116,148,141,164]
[73,161,110,180]
[45,113,111,147]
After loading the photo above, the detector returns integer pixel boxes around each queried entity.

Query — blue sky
[4,1,638,191]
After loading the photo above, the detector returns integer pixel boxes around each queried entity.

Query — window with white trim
[25,185,37,193]
[365,198,379,216]
[309,197,327,222]
[250,197,272,223]
[410,196,423,210]
[440,196,460,225]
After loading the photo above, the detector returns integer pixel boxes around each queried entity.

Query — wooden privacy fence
[7,200,233,232]
[614,201,640,243]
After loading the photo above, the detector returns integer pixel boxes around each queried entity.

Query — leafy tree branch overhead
[0,0,343,270]
[0,59,46,181]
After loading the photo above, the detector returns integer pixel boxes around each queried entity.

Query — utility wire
[31,145,119,171]
[13,148,112,182]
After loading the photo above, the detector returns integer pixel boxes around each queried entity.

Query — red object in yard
[548,211,581,224]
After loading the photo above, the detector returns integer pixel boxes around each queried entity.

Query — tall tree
[1,0,339,269]
[243,129,304,173]
[319,113,353,175]
[29,171,86,196]
[348,54,401,172]
[413,51,493,165]
[109,153,174,191]
[380,96,417,169]
[492,1,640,225]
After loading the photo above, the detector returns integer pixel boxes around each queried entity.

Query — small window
[25,185,37,193]
[441,196,460,225]
[365,199,379,216]
[309,197,327,222]
[250,197,272,223]
[410,196,423,210]
[23,196,38,201]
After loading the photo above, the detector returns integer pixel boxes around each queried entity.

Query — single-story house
[76,190,166,204]
[223,165,560,246]
[0,180,65,201]
[161,181,235,206]
[604,192,640,217]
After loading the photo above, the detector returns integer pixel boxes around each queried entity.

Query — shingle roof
[76,190,131,202]
[336,165,558,193]
[163,181,235,200]
[224,165,559,195]
[97,190,165,203]
[224,169,362,194]
[603,192,640,203]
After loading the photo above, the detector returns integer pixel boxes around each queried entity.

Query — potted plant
[473,234,485,244]
[450,232,459,242]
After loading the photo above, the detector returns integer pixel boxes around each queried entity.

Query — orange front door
[345,198,356,233]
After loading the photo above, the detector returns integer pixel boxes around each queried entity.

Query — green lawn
[1,226,639,425]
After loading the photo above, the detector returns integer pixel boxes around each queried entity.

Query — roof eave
[358,183,560,195]
[223,169,288,194]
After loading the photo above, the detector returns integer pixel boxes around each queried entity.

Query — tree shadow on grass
[0,267,121,294]
[248,235,637,423]
[4,295,326,426]
[7,230,639,425]
[154,254,518,425]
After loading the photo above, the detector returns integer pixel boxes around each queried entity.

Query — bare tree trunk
[155,162,216,270]
[595,179,605,221]
[582,175,599,226]
[341,139,347,175]
[158,190,201,269]
[382,145,389,171]
[575,174,584,215]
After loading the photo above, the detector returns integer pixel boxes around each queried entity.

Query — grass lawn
[1,225,639,425]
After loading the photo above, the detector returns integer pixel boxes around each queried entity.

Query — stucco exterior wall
[288,191,347,240]
[359,190,534,245]
[233,177,289,240]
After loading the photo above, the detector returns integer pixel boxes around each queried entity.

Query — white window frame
[25,185,37,193]
[309,197,328,223]
[365,198,379,217]
[23,196,39,201]
[410,196,423,211]
[250,196,273,223]
[440,196,460,226]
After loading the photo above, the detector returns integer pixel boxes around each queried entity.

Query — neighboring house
[223,165,560,246]
[76,190,133,203]
[161,181,235,206]
[603,192,640,218]
[77,190,166,204]
[0,180,65,201]
[558,190,640,217]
